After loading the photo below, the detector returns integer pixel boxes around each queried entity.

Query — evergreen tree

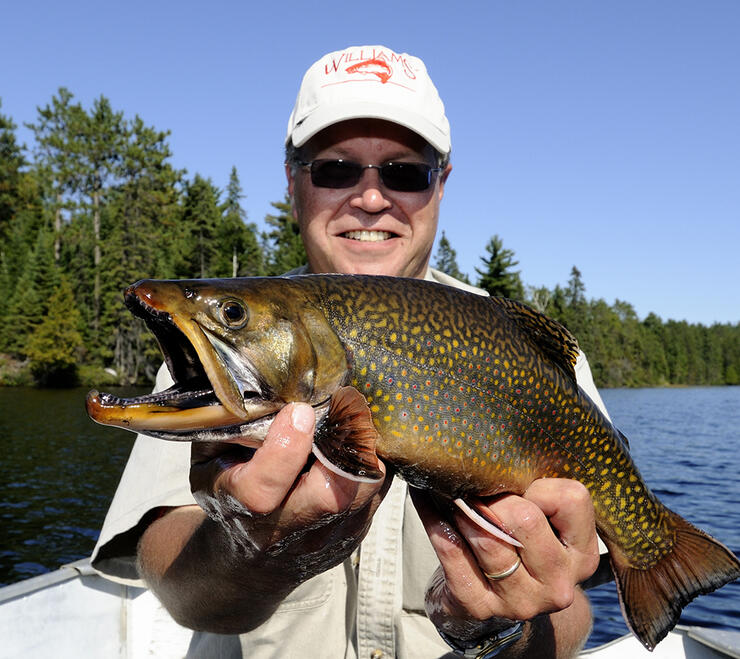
[263,193,306,275]
[25,275,83,386]
[25,88,84,263]
[4,228,60,356]
[75,96,127,337]
[561,266,591,348]
[176,174,222,278]
[99,116,183,378]
[566,266,587,310]
[475,235,524,300]
[0,102,27,243]
[28,91,127,341]
[214,166,263,277]
[433,231,469,283]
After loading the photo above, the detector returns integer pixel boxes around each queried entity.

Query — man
[93,45,608,658]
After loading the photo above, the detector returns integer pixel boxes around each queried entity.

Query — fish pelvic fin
[610,510,740,651]
[312,387,384,483]
[454,498,523,548]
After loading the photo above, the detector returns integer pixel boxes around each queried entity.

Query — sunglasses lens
[381,163,432,192]
[310,160,362,188]
[307,160,436,191]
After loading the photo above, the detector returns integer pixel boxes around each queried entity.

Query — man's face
[287,119,451,279]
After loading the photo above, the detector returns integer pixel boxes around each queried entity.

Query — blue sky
[3,1,738,324]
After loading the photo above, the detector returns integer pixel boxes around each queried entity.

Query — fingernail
[291,403,315,433]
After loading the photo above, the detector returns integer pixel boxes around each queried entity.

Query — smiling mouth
[341,230,395,242]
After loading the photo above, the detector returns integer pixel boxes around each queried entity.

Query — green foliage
[0,101,28,242]
[433,231,470,283]
[475,234,524,300]
[262,194,307,275]
[176,174,222,278]
[0,91,738,389]
[527,268,740,388]
[2,227,60,355]
[214,166,263,277]
[26,276,83,386]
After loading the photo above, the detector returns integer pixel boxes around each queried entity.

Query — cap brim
[289,101,451,155]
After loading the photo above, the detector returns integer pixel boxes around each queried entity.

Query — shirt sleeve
[574,350,611,422]
[91,364,196,586]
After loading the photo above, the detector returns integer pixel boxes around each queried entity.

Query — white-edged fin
[312,442,384,484]
[203,328,262,399]
[454,498,524,548]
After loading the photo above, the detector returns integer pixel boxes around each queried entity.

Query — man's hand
[412,479,601,658]
[190,402,389,565]
[138,402,391,633]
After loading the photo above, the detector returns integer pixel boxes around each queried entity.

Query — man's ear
[285,163,298,217]
[438,163,452,200]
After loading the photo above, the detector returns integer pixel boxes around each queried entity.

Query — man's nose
[348,169,392,213]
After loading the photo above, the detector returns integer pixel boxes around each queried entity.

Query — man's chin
[337,259,425,279]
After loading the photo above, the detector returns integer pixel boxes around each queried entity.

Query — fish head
[86,277,350,441]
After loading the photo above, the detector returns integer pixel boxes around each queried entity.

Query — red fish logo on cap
[345,57,393,84]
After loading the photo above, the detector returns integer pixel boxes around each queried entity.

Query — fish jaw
[86,277,351,441]
[86,279,283,438]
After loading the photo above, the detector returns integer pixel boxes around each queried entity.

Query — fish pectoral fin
[312,387,384,483]
[609,509,740,651]
[454,498,523,548]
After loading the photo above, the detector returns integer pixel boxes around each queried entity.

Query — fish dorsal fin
[494,298,580,382]
[312,387,384,483]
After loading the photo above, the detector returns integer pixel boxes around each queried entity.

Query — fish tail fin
[312,387,384,483]
[610,510,740,651]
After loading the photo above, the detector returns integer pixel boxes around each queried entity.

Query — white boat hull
[1,559,738,658]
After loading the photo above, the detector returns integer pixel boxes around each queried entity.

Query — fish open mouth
[86,285,276,442]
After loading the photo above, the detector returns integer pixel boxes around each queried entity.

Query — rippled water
[0,386,738,647]
[0,387,139,586]
[585,386,740,647]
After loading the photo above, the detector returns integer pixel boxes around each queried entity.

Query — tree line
[0,90,737,388]
[434,235,739,387]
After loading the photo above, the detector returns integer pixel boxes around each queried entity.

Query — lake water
[0,385,738,648]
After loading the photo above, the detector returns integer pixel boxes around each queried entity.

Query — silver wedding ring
[484,556,522,581]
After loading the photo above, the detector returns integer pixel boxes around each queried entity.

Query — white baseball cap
[286,45,451,155]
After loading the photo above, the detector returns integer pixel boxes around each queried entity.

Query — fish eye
[219,299,248,329]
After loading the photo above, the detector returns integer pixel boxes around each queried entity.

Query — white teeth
[343,230,392,242]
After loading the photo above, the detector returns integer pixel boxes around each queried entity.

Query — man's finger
[524,479,598,555]
[218,403,315,514]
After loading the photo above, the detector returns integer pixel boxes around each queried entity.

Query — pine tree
[475,235,524,300]
[566,266,587,309]
[26,88,86,264]
[4,228,60,356]
[176,174,222,278]
[26,275,83,386]
[0,102,27,243]
[263,193,306,275]
[28,91,128,342]
[433,231,469,283]
[214,167,263,277]
[98,116,183,378]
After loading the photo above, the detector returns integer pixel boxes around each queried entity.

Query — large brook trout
[87,275,739,650]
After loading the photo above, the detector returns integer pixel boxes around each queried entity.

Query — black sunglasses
[297,159,442,192]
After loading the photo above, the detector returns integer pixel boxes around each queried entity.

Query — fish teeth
[343,230,392,242]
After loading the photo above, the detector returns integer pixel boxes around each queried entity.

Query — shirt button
[370,650,384,659]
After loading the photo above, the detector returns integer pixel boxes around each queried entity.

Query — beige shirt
[91,269,610,658]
